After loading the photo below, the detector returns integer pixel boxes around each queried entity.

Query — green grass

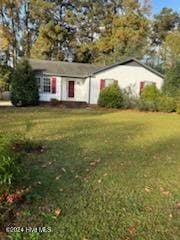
[0,107,180,240]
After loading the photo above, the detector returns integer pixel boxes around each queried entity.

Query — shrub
[98,84,123,108]
[121,88,139,109]
[157,96,176,113]
[137,99,157,112]
[0,133,23,186]
[141,84,161,101]
[0,133,36,187]
[11,58,39,107]
[139,84,161,111]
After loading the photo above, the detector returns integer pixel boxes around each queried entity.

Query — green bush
[0,133,23,186]
[11,58,39,107]
[141,84,161,101]
[121,88,138,109]
[98,84,123,108]
[157,96,176,113]
[137,99,157,112]
[139,84,161,111]
[0,133,35,187]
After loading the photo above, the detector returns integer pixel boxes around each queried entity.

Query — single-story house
[30,58,164,104]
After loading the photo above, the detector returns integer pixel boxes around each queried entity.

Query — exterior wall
[35,64,164,104]
[36,74,61,102]
[61,77,88,102]
[89,65,164,104]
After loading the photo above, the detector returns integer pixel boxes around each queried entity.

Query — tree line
[0,0,179,71]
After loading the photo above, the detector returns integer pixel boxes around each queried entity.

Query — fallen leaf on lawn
[144,186,151,193]
[174,202,180,209]
[161,190,170,196]
[90,162,96,166]
[103,173,108,177]
[98,179,102,183]
[169,213,173,218]
[61,168,66,173]
[54,208,61,216]
[128,226,136,236]
[55,175,61,180]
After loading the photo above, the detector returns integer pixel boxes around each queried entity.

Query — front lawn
[0,107,180,240]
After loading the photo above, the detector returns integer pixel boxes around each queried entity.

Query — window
[36,77,41,91]
[43,78,51,93]
[140,81,156,93]
[105,79,115,87]
[100,79,118,90]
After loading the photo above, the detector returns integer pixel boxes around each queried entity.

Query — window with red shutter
[114,80,118,85]
[51,77,56,94]
[140,81,145,94]
[100,79,105,90]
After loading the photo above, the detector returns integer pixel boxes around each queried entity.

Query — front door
[68,81,74,98]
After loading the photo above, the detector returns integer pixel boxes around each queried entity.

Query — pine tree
[11,58,39,106]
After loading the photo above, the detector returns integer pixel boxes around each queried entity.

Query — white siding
[61,77,87,102]
[37,75,61,102]
[89,65,164,104]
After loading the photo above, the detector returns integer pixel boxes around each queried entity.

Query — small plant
[0,133,22,186]
[157,96,176,113]
[139,84,161,111]
[98,84,123,108]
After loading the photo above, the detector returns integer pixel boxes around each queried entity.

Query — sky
[152,0,180,13]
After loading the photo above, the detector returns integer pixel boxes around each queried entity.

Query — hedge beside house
[98,84,123,108]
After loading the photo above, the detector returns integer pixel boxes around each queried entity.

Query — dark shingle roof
[29,59,102,78]
[30,58,164,79]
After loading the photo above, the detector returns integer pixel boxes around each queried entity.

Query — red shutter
[100,79,105,90]
[114,80,118,85]
[140,81,144,94]
[51,77,56,94]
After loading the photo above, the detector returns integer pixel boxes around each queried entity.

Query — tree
[93,0,150,63]
[11,59,39,106]
[162,31,180,67]
[31,21,65,60]
[152,8,180,45]
[0,64,13,91]
[163,60,180,97]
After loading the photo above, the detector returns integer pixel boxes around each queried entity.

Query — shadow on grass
[9,117,180,240]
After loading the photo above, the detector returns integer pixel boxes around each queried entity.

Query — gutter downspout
[88,75,91,105]
[60,77,63,101]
